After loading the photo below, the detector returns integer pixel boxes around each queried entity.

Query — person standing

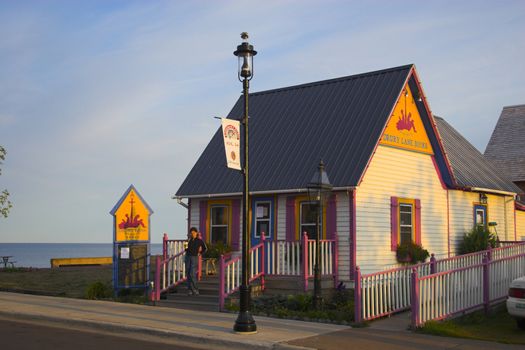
[186,227,207,295]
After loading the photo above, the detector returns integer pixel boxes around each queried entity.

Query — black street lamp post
[233,32,257,333]
[307,160,333,309]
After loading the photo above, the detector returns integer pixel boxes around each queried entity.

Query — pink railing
[218,233,338,310]
[413,252,525,327]
[152,233,204,301]
[219,238,265,310]
[162,233,186,260]
[355,262,432,321]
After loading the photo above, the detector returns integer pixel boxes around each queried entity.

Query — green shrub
[205,242,232,259]
[458,226,499,254]
[85,281,113,300]
[250,291,355,323]
[396,242,430,264]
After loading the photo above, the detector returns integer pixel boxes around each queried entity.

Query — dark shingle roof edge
[434,116,521,194]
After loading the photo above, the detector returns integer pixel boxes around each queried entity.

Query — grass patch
[418,305,525,344]
[0,266,112,298]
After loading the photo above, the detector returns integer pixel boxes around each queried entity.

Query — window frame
[209,204,230,245]
[398,198,415,245]
[254,200,272,239]
[473,203,487,228]
[299,201,321,240]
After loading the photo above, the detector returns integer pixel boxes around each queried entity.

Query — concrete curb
[0,311,316,350]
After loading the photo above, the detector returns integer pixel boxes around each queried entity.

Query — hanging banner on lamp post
[221,118,241,170]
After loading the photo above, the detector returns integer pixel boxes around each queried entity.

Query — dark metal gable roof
[177,65,414,197]
[434,116,520,193]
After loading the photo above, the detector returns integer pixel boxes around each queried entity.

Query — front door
[251,199,273,247]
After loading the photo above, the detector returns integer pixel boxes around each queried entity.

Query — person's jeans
[186,255,199,292]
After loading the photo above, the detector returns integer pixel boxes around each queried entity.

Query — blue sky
[1,0,524,243]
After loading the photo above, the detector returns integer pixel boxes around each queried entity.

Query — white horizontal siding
[335,192,351,282]
[276,195,287,241]
[448,191,515,254]
[356,145,448,274]
[190,198,200,232]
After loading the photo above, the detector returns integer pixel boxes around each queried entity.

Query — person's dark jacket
[186,238,207,256]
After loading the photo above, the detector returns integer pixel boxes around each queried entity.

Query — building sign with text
[379,85,434,155]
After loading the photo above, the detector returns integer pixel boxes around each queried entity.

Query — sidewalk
[0,292,346,350]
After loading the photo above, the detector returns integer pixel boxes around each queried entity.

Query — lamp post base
[234,285,257,333]
[234,311,257,334]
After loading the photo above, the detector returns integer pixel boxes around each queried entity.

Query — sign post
[110,185,153,295]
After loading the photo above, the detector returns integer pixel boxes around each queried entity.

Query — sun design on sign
[396,109,417,133]
[224,125,240,140]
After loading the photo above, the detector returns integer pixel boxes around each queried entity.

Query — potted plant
[204,242,232,260]
[396,242,429,264]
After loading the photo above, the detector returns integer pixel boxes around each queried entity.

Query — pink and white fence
[413,252,525,327]
[355,241,525,323]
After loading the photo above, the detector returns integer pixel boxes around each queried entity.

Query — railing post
[155,255,161,302]
[354,266,362,323]
[430,253,436,274]
[483,255,490,314]
[261,233,266,291]
[486,244,492,262]
[163,233,168,260]
[197,254,202,281]
[302,232,309,292]
[219,255,225,311]
[411,268,419,328]
[334,234,339,288]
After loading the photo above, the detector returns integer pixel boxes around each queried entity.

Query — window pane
[211,227,227,244]
[256,221,269,237]
[301,224,318,240]
[400,227,412,245]
[400,212,412,226]
[212,206,228,225]
[476,209,485,226]
[256,203,270,219]
[301,203,318,224]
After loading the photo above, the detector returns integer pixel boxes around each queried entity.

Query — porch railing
[162,233,186,260]
[218,233,338,310]
[219,239,265,310]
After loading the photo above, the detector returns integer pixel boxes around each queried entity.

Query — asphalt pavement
[0,292,523,350]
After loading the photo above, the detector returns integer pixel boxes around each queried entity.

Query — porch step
[156,275,221,312]
[156,295,219,312]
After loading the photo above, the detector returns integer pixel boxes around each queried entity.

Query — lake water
[0,243,163,268]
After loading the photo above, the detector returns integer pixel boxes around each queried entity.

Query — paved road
[288,327,525,350]
[0,318,208,350]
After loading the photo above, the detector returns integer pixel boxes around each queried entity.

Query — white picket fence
[414,252,525,326]
[355,242,525,323]
[355,262,432,321]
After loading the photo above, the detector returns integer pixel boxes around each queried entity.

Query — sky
[0,0,524,243]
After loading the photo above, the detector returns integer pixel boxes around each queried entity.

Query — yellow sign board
[379,84,434,155]
[112,186,151,242]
